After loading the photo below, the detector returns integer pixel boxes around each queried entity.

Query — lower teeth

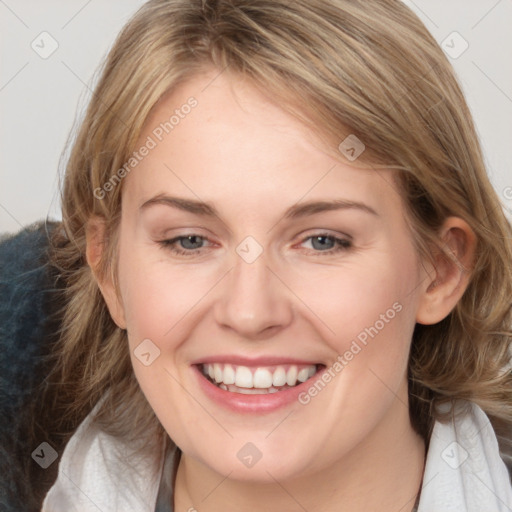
[217,383,291,394]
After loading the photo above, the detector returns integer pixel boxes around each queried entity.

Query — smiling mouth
[200,363,324,394]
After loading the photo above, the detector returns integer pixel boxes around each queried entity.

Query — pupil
[181,236,203,249]
[312,235,334,250]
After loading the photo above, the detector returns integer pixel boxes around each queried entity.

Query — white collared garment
[42,400,512,512]
[41,406,166,512]
[418,401,512,511]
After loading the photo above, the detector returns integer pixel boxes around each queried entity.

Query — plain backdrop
[1,0,511,234]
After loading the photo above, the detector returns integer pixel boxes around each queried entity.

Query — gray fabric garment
[155,447,180,512]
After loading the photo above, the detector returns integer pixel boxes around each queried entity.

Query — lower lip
[192,365,324,413]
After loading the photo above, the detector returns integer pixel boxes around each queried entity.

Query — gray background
[1,0,511,234]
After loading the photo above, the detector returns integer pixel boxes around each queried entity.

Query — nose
[213,251,294,339]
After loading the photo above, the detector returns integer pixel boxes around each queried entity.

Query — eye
[158,232,352,257]
[300,233,352,254]
[158,234,212,256]
[176,235,205,250]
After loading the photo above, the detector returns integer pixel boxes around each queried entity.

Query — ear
[85,216,127,329]
[416,217,476,325]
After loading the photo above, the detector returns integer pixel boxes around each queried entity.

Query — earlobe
[85,216,127,330]
[416,217,476,325]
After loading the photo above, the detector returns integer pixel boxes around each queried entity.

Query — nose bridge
[213,245,293,337]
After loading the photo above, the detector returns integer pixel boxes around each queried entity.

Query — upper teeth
[202,363,317,388]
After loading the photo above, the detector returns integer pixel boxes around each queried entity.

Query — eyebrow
[140,194,217,216]
[139,194,378,218]
[284,199,378,218]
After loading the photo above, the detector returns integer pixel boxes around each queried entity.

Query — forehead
[123,70,400,218]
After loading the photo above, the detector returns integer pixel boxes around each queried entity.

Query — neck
[173,393,426,512]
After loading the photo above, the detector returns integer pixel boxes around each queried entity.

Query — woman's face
[109,69,429,481]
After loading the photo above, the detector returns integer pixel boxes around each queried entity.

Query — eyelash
[158,233,352,257]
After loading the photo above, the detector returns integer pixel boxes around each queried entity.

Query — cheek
[290,250,418,353]
[290,283,415,472]
[292,248,419,412]
[116,246,214,448]
[117,244,216,347]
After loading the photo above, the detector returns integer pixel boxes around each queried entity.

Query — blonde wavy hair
[40,0,512,477]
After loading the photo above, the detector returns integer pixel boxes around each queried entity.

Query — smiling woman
[29,0,512,511]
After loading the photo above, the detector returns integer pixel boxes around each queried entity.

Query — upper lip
[191,355,322,367]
